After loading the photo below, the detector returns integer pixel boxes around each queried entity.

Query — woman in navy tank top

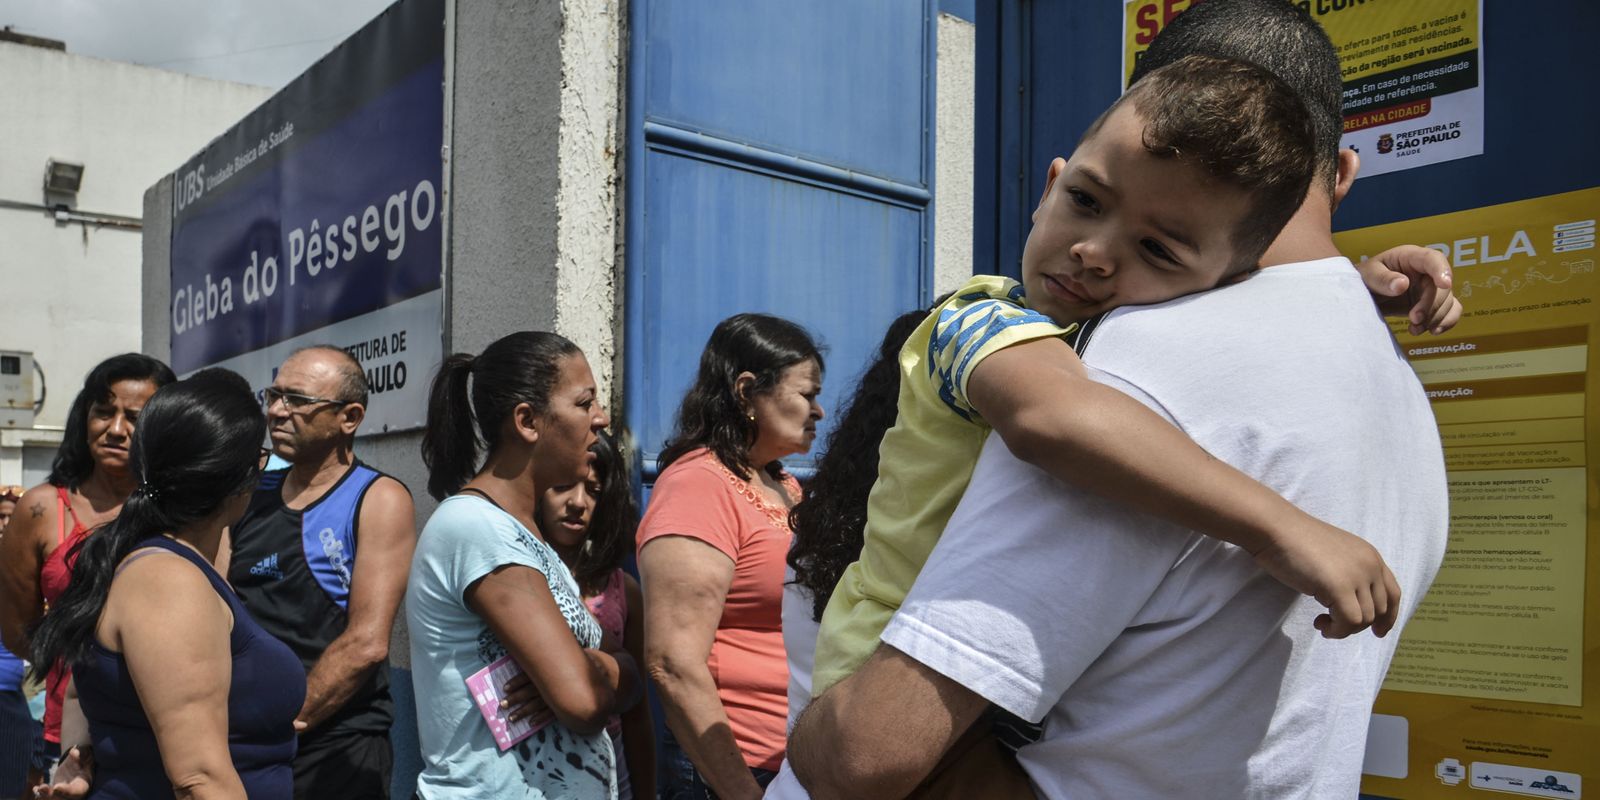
[30,369,304,800]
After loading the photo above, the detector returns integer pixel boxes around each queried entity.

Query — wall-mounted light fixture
[44,158,84,196]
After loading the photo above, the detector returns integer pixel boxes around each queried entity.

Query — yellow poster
[1334,188,1598,799]
[1121,0,1484,177]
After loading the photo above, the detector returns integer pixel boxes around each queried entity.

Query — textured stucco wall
[934,12,976,294]
[553,0,623,411]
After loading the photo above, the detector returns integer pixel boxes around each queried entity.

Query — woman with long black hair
[409,331,634,800]
[30,368,304,799]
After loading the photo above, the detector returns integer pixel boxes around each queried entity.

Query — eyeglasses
[264,387,353,411]
[257,447,273,470]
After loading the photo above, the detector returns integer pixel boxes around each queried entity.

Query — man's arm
[789,643,988,800]
[793,431,1191,796]
[295,478,415,732]
[968,338,1399,638]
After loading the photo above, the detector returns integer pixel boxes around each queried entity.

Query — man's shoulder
[355,470,413,508]
[355,475,415,536]
[1082,257,1376,380]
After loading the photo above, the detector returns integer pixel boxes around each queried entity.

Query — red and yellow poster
[1334,188,1598,799]
[1122,0,1484,177]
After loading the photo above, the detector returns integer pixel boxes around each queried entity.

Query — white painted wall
[934,12,977,295]
[0,40,272,483]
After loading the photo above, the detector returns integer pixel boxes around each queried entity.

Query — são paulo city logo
[1377,133,1394,154]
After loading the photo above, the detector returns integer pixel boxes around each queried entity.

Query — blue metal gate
[624,0,937,482]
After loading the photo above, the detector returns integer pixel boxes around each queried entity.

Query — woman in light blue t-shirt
[408,332,638,800]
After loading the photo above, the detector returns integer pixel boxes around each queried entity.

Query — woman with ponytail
[0,354,175,769]
[30,368,303,799]
[408,332,633,800]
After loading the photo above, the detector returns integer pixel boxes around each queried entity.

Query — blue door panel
[627,0,936,480]
[644,0,929,185]
[634,151,925,468]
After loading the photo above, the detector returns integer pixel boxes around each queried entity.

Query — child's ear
[1033,158,1068,223]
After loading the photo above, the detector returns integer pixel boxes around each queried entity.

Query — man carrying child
[783,1,1453,797]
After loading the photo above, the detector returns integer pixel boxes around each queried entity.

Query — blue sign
[167,0,444,432]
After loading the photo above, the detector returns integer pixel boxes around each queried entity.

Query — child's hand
[1355,245,1463,335]
[1250,519,1402,639]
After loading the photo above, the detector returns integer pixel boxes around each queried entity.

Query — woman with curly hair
[782,308,926,725]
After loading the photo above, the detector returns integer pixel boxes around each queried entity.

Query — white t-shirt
[877,257,1448,798]
[407,494,617,800]
[781,565,822,732]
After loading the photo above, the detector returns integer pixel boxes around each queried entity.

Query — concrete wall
[0,41,271,484]
[934,12,977,295]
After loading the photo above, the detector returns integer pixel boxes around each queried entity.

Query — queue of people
[0,2,1467,798]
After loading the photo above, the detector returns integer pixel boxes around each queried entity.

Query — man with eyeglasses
[228,345,416,800]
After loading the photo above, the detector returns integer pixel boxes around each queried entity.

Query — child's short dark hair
[1091,54,1316,274]
[1130,0,1343,195]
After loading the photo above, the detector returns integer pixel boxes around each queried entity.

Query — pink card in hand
[465,655,548,751]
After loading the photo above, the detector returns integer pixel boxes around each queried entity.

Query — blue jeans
[659,726,777,800]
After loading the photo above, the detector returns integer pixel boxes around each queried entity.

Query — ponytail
[29,368,265,676]
[420,333,582,501]
[422,354,480,501]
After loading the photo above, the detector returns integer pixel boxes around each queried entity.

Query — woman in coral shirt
[639,314,824,800]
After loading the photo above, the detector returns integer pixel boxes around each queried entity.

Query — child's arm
[968,337,1401,639]
[1355,244,1462,335]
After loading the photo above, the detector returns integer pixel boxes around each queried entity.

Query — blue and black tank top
[228,461,394,740]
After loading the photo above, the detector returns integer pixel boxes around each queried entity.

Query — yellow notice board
[1334,188,1598,799]
[1122,0,1483,178]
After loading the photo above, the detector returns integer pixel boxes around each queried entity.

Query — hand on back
[1356,244,1464,336]
[1249,518,1401,639]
